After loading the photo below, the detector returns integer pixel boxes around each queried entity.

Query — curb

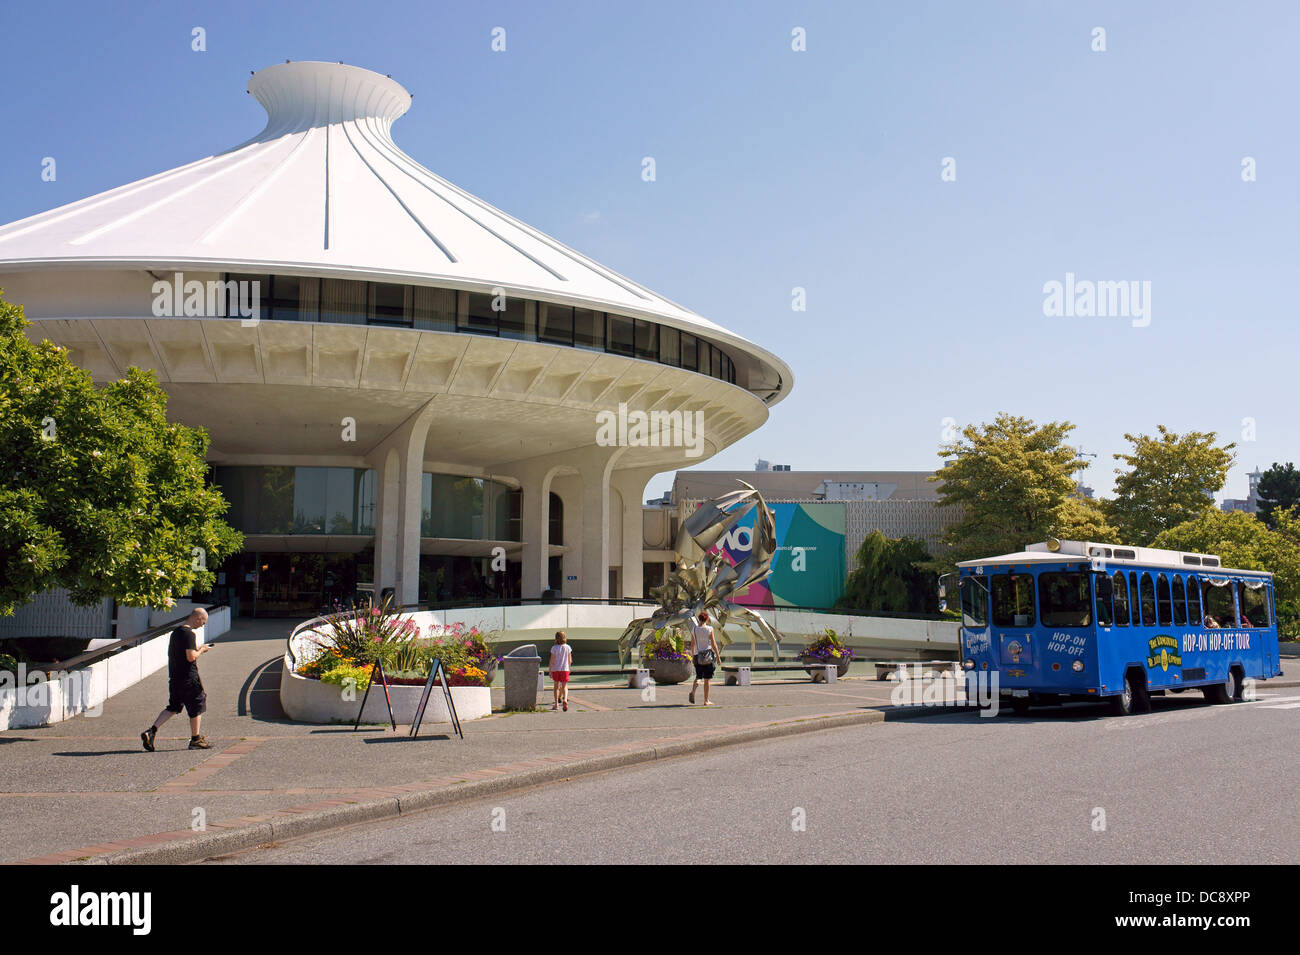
[84,707,891,865]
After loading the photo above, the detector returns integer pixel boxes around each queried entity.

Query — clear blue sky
[2,1,1296,503]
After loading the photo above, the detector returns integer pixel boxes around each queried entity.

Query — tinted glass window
[1201,580,1234,626]
[681,333,698,370]
[574,308,603,350]
[1239,581,1269,628]
[960,577,987,628]
[1112,571,1130,627]
[1186,574,1201,625]
[992,574,1035,627]
[608,315,634,355]
[1156,574,1172,626]
[1038,573,1092,627]
[659,325,680,365]
[462,293,499,335]
[539,303,573,345]
[497,295,531,340]
[1140,574,1156,626]
[1172,577,1187,626]
[1094,574,1113,627]
[634,320,658,360]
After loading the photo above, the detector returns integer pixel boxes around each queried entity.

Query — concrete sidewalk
[2,619,1295,865]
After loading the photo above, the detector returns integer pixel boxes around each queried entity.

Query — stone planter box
[279,660,492,724]
[799,655,852,679]
[647,656,693,685]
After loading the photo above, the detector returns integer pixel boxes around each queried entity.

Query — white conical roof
[0,61,789,400]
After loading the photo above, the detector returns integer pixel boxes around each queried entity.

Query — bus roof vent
[1088,546,1112,558]
[1182,555,1202,565]
[1201,557,1220,567]
[1113,548,1137,560]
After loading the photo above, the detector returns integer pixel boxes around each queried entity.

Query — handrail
[27,604,227,673]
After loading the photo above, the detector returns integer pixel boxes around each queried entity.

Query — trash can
[503,644,541,711]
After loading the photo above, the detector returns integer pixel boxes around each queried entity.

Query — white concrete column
[491,457,572,600]
[366,399,438,605]
[610,469,660,599]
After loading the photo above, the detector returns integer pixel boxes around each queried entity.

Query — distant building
[1221,467,1264,515]
[645,469,961,606]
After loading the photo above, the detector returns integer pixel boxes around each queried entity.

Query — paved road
[209,691,1300,865]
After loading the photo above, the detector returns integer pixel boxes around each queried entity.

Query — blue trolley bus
[956,539,1283,716]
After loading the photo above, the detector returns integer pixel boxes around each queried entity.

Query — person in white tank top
[689,611,720,706]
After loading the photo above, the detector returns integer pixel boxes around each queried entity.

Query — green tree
[1257,462,1300,529]
[931,414,1092,565]
[0,291,242,614]
[1108,426,1235,545]
[836,531,936,613]
[1153,507,1300,639]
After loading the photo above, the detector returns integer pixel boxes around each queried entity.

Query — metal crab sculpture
[617,481,784,666]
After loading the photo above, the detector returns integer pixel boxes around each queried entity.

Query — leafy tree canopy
[1108,425,1235,545]
[931,413,1093,565]
[836,531,936,614]
[1153,507,1300,638]
[1257,462,1300,529]
[0,291,242,614]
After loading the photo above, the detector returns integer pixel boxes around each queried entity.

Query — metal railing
[22,604,227,673]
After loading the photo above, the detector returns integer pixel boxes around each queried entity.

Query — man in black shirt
[141,608,213,751]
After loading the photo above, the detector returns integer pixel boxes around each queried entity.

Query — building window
[659,325,680,365]
[681,333,698,371]
[539,303,574,345]
[549,492,563,545]
[369,282,411,327]
[634,319,658,361]
[607,315,634,356]
[412,286,455,331]
[320,278,367,325]
[574,308,604,350]
[212,466,376,535]
[462,292,500,336]
[497,296,533,341]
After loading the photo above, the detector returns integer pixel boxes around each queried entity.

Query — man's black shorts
[166,681,207,717]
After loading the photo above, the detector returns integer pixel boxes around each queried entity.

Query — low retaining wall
[279,662,492,724]
[0,606,230,731]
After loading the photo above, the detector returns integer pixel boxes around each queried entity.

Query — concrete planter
[647,656,693,685]
[799,655,852,679]
[279,660,491,724]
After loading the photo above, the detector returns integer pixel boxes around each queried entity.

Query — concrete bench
[722,663,838,686]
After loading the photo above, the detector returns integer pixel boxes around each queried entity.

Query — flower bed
[641,629,693,685]
[797,627,855,677]
[281,600,499,724]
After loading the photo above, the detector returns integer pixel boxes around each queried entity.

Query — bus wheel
[1111,672,1147,716]
[1011,697,1030,716]
[1204,670,1238,705]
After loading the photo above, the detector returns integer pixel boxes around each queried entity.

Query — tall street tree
[1257,462,1300,529]
[1108,426,1235,545]
[1154,507,1300,638]
[932,413,1110,565]
[0,291,242,615]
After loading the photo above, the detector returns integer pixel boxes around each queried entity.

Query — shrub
[798,627,855,663]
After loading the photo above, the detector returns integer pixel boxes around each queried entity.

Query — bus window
[1156,574,1172,626]
[1186,574,1201,626]
[1140,573,1156,626]
[1038,572,1091,627]
[959,577,987,629]
[1129,572,1140,622]
[1172,576,1187,626]
[1112,571,1130,626]
[1201,578,1233,627]
[1094,574,1113,627]
[992,574,1035,628]
[1239,581,1269,628]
